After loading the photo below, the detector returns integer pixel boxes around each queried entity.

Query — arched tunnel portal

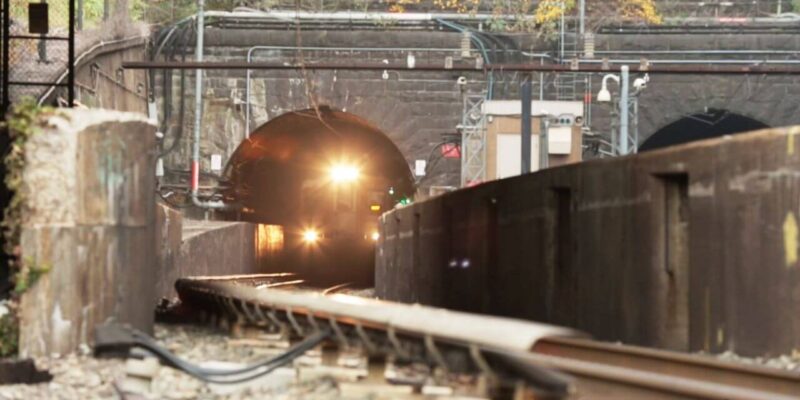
[222,107,415,286]
[640,109,769,152]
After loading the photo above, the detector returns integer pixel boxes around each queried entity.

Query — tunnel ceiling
[640,109,769,152]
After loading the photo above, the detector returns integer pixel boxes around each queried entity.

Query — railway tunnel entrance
[222,107,415,287]
[641,109,769,152]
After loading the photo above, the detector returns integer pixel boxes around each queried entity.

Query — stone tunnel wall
[17,109,156,357]
[587,32,800,146]
[158,30,488,190]
[377,127,800,357]
[156,28,800,190]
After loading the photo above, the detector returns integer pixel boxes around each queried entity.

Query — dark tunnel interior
[222,107,415,286]
[640,109,769,152]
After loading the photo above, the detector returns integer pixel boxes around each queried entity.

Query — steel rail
[535,337,800,398]
[122,60,800,75]
[175,275,800,399]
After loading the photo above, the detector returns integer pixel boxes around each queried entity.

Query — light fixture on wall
[597,73,620,102]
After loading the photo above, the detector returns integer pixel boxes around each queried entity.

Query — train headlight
[329,164,360,183]
[370,231,380,242]
[302,229,320,244]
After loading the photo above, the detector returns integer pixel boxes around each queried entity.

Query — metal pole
[190,0,230,210]
[559,1,565,60]
[68,0,75,106]
[521,75,532,174]
[579,0,585,35]
[619,65,629,155]
[77,0,84,30]
[2,0,10,117]
[633,96,639,153]
[540,118,549,170]
[192,0,205,199]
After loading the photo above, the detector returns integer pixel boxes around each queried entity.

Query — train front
[221,108,414,287]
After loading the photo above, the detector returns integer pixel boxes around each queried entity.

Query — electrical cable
[436,19,494,99]
[128,328,331,384]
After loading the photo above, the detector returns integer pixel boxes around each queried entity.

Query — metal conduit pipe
[244,45,465,136]
[436,19,494,98]
[589,50,800,55]
[207,9,520,21]
[191,0,230,210]
[564,58,800,65]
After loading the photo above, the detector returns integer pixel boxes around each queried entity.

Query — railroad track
[173,274,800,399]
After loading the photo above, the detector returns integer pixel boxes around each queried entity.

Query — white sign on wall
[415,159,427,176]
[210,154,223,171]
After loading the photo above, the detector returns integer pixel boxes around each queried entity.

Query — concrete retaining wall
[18,109,156,357]
[154,206,274,301]
[377,127,800,357]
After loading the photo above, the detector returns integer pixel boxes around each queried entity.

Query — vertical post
[559,1,565,60]
[579,0,585,35]
[103,0,109,21]
[245,48,252,138]
[521,75,532,174]
[77,0,83,30]
[2,0,10,117]
[540,117,549,170]
[192,0,205,196]
[619,66,629,155]
[68,0,75,107]
[633,97,639,153]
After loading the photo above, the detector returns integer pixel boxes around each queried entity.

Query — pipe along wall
[377,126,800,358]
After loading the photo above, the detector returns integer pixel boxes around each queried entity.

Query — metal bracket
[285,307,305,336]
[355,323,377,354]
[265,308,288,333]
[329,317,349,348]
[240,301,259,324]
[424,335,449,373]
[306,313,320,333]
[387,326,410,359]
[469,344,495,378]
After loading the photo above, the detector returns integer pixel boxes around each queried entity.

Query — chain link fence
[1,0,74,115]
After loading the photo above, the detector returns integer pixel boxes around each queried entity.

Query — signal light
[370,204,381,212]
[371,231,380,241]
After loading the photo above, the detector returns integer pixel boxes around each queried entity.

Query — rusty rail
[175,275,800,399]
[534,337,800,398]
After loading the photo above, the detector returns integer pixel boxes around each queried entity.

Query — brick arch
[252,70,466,185]
[640,108,769,152]
[635,75,798,145]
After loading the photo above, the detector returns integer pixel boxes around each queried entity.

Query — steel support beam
[121,61,800,75]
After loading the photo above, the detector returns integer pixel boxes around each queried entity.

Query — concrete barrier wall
[18,110,156,357]
[154,204,263,301]
[377,127,800,357]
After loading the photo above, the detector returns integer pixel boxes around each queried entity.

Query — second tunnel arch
[640,109,770,152]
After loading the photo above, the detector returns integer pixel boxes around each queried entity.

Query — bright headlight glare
[371,231,380,241]
[302,229,320,243]
[330,164,360,183]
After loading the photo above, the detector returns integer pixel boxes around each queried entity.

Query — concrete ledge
[378,127,800,357]
[153,218,260,302]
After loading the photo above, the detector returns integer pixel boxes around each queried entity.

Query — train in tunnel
[220,107,415,287]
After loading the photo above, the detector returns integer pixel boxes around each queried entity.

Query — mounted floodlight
[597,73,620,103]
